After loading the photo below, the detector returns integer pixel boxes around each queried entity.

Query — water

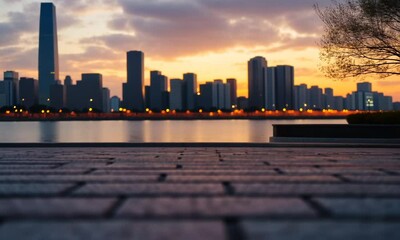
[0,119,346,143]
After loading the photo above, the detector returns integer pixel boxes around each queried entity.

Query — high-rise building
[295,84,308,110]
[334,96,344,111]
[226,78,237,106]
[144,86,151,109]
[170,79,184,111]
[357,82,372,92]
[150,71,168,111]
[237,97,249,110]
[223,83,231,110]
[19,78,38,109]
[38,3,59,105]
[324,88,334,109]
[123,51,145,111]
[199,82,217,111]
[64,76,73,86]
[66,73,104,111]
[393,102,400,111]
[275,65,294,110]
[309,86,323,110]
[110,96,120,112]
[265,67,276,110]
[0,80,13,107]
[248,56,267,109]
[183,73,197,111]
[49,82,65,110]
[4,71,19,105]
[214,80,225,110]
[102,88,110,113]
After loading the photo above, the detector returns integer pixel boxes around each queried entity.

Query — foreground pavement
[0,146,399,240]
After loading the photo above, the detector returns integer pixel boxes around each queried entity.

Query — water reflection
[0,119,346,143]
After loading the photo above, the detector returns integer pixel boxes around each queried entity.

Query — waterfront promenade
[0,145,399,239]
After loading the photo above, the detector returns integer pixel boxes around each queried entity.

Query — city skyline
[0,0,399,101]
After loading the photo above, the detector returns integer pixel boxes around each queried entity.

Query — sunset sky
[0,0,399,101]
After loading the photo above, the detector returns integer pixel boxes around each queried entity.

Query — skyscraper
[110,96,121,112]
[38,3,59,105]
[150,71,168,111]
[4,71,19,105]
[123,51,145,111]
[275,65,294,110]
[183,73,197,111]
[248,57,267,109]
[324,88,334,109]
[265,67,276,110]
[19,78,38,108]
[227,78,237,106]
[170,79,184,111]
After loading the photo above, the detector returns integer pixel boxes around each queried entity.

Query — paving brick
[0,221,225,240]
[234,183,400,197]
[0,164,57,169]
[74,183,224,196]
[315,198,400,217]
[242,220,400,240]
[116,197,316,217]
[92,169,278,175]
[0,169,88,175]
[342,175,400,184]
[0,175,157,183]
[280,168,385,175]
[167,175,339,183]
[0,198,116,218]
[0,183,74,196]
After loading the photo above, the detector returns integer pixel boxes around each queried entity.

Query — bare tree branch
[316,0,400,79]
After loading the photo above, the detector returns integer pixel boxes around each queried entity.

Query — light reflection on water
[0,119,346,143]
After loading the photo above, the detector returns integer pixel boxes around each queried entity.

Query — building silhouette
[19,78,38,108]
[110,96,121,112]
[38,3,59,105]
[324,88,334,109]
[265,67,276,110]
[227,78,237,106]
[66,74,105,111]
[4,71,19,106]
[149,71,168,111]
[0,80,13,107]
[49,81,65,110]
[102,88,110,113]
[170,79,184,111]
[123,51,145,112]
[183,73,197,111]
[274,65,294,110]
[248,56,267,109]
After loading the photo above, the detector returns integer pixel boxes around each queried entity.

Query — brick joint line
[104,196,127,218]
[224,217,245,240]
[302,196,331,218]
[158,173,168,182]
[60,182,85,196]
[222,182,236,195]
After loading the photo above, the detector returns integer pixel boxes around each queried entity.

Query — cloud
[90,0,330,59]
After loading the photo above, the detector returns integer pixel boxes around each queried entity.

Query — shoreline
[0,113,348,122]
[0,142,398,148]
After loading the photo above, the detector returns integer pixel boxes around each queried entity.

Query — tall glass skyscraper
[123,51,145,111]
[38,3,59,105]
[248,56,267,109]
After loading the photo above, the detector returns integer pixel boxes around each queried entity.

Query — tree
[315,0,400,79]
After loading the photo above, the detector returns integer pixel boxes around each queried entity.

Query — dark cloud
[0,47,38,71]
[94,0,331,59]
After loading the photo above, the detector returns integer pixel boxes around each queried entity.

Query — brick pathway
[0,147,399,240]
